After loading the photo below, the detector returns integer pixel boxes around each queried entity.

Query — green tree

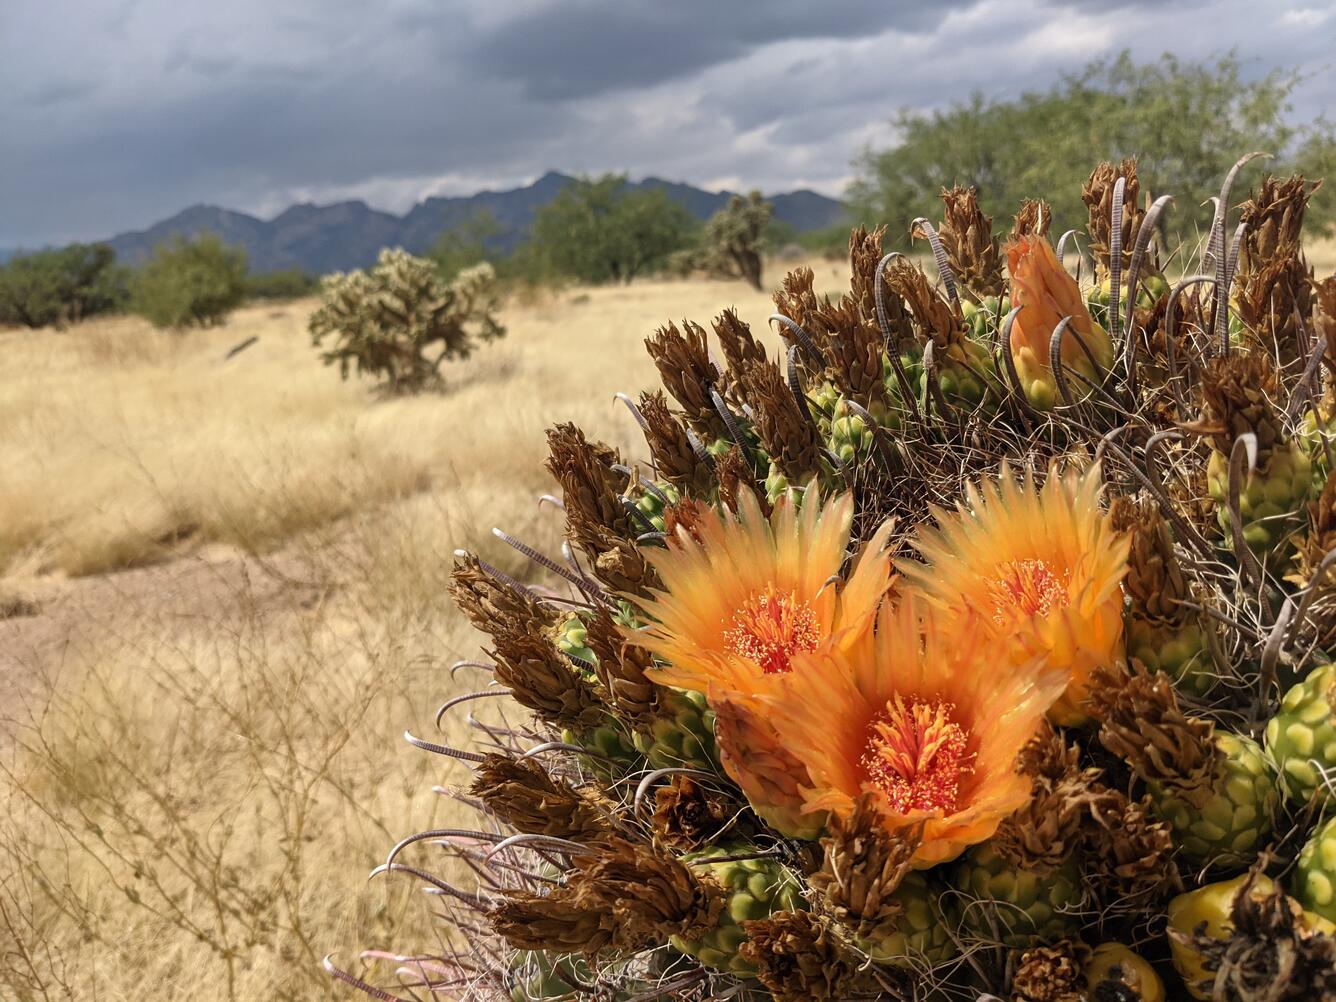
[850,52,1334,246]
[131,234,247,329]
[527,174,696,284]
[431,208,503,280]
[0,243,128,328]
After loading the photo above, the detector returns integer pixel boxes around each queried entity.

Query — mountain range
[96,172,847,275]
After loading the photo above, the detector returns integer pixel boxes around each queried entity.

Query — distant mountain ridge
[101,172,848,275]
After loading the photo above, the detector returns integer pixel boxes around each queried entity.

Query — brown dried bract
[937,185,1005,298]
[1087,662,1223,807]
[713,307,768,377]
[996,723,1099,874]
[772,266,826,343]
[1190,350,1284,457]
[809,795,916,944]
[546,423,654,593]
[651,775,736,851]
[584,606,659,726]
[1011,940,1091,1002]
[737,356,822,483]
[715,445,768,517]
[1084,788,1176,902]
[449,553,557,635]
[470,754,614,844]
[739,910,874,1002]
[1110,494,1196,630]
[490,838,724,955]
[1010,198,1052,241]
[488,625,608,731]
[1082,159,1148,279]
[883,258,965,352]
[1236,175,1319,362]
[814,295,893,413]
[644,320,724,438]
[637,390,714,496]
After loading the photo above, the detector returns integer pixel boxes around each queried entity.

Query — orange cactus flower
[628,490,895,697]
[1007,235,1113,410]
[624,490,894,839]
[899,463,1129,725]
[765,599,1068,865]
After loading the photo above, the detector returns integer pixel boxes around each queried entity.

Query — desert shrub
[309,248,504,393]
[243,268,318,300]
[527,174,696,284]
[131,234,247,329]
[0,243,128,328]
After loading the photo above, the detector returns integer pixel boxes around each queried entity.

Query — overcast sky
[3,0,1334,247]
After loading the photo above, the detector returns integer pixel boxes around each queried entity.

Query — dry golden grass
[0,260,848,1001]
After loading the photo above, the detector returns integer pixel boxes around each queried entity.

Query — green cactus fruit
[554,614,596,669]
[951,843,1083,947]
[1126,617,1212,696]
[670,845,805,977]
[1148,732,1277,866]
[510,951,584,1001]
[960,295,1010,345]
[633,687,719,772]
[631,480,680,534]
[923,339,997,411]
[1267,662,1336,806]
[764,461,791,505]
[1206,439,1312,556]
[858,871,956,967]
[1086,274,1169,331]
[827,397,877,465]
[1296,814,1336,921]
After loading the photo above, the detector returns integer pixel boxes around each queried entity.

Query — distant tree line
[849,51,1336,247]
[0,234,320,331]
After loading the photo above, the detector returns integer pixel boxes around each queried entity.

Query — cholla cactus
[690,191,774,291]
[328,157,1336,1002]
[310,248,504,393]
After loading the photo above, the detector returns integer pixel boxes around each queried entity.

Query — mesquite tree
[309,249,504,394]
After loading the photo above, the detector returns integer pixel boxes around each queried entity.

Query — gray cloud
[2,0,1334,247]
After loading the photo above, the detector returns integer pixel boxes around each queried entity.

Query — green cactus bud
[951,843,1084,948]
[1266,662,1336,807]
[633,687,719,772]
[670,846,805,977]
[1206,439,1312,556]
[1148,732,1277,866]
[856,871,956,967]
[1126,618,1212,695]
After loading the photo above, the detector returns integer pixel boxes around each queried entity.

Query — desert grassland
[0,259,850,1002]
[3,232,1336,1002]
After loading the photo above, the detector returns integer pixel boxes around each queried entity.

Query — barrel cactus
[329,158,1336,1002]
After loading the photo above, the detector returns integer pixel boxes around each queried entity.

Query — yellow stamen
[861,695,972,814]
[986,558,1067,626]
[723,586,820,675]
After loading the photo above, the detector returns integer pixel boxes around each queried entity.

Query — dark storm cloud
[462,1,973,99]
[2,0,1334,247]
